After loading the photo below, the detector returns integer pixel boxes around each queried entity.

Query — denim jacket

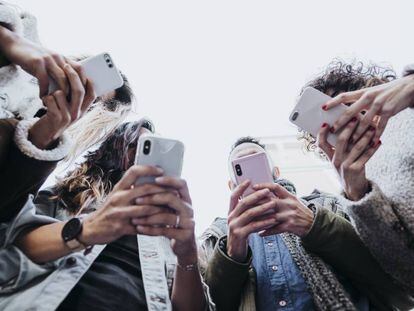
[0,192,215,311]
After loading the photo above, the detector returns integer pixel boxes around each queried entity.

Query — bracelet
[177,262,198,271]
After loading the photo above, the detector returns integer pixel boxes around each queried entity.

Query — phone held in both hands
[134,134,185,185]
[48,52,124,97]
[231,152,274,197]
[289,87,348,146]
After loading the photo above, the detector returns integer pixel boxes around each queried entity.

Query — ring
[174,215,180,229]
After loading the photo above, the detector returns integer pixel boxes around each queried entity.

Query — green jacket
[199,189,414,311]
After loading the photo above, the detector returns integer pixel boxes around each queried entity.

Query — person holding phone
[199,136,413,311]
[0,1,134,224]
[0,119,213,311]
[299,60,414,293]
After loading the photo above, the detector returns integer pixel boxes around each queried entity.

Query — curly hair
[298,59,397,154]
[53,119,154,214]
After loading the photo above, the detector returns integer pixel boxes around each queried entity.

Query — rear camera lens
[235,164,242,176]
[143,140,151,155]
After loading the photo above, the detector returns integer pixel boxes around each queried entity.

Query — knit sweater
[345,73,414,292]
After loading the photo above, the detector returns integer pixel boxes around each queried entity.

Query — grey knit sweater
[344,71,414,291]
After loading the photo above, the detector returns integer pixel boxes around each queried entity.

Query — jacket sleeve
[402,64,414,77]
[301,204,414,310]
[344,181,414,292]
[202,235,252,311]
[0,118,68,223]
[0,196,57,293]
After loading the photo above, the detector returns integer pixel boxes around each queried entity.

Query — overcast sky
[14,0,414,233]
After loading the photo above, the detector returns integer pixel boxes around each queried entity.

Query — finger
[346,126,376,163]
[331,117,358,167]
[230,188,270,218]
[332,94,373,132]
[316,123,334,160]
[352,104,380,142]
[63,64,85,119]
[236,200,278,227]
[373,115,389,143]
[116,205,172,220]
[81,79,97,114]
[36,65,50,97]
[324,89,365,110]
[135,192,192,217]
[252,183,290,199]
[238,218,278,237]
[136,225,187,241]
[132,213,193,229]
[112,184,170,206]
[42,95,60,117]
[52,90,71,126]
[132,184,176,202]
[229,180,250,213]
[260,223,290,237]
[66,59,87,85]
[354,140,382,167]
[155,177,192,204]
[113,165,164,191]
[46,58,68,95]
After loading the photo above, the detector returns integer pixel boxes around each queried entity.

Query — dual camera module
[104,53,114,68]
[235,164,243,176]
[143,140,151,155]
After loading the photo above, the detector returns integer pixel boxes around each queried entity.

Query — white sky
[14,0,414,233]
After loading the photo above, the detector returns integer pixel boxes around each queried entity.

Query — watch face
[61,218,82,242]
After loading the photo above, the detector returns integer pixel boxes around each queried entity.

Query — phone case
[232,152,274,197]
[134,134,185,185]
[49,52,124,97]
[289,87,348,146]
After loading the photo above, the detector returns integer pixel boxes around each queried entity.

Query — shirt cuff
[14,118,71,161]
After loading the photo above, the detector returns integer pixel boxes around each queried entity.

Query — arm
[204,236,252,311]
[302,205,414,310]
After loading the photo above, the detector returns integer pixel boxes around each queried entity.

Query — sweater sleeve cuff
[0,5,23,34]
[14,118,71,161]
[402,64,414,77]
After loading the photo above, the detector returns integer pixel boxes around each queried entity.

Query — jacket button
[66,257,77,266]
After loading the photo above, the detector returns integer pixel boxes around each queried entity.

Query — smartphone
[48,52,124,97]
[289,87,348,146]
[231,152,274,197]
[134,134,185,185]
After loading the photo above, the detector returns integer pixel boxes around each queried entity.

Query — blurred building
[259,134,342,196]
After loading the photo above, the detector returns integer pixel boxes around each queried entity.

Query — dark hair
[299,60,397,152]
[231,136,265,153]
[101,72,134,111]
[54,119,154,214]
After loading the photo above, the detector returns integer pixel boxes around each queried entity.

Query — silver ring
[175,215,180,229]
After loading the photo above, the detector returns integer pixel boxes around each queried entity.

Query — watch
[61,217,87,252]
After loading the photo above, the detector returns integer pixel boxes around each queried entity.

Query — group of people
[0,2,413,311]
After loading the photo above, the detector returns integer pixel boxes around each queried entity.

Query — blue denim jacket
[249,233,314,311]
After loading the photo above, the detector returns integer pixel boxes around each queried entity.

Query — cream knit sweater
[345,71,414,291]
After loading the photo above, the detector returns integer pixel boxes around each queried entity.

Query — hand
[131,177,199,266]
[79,165,167,245]
[0,25,69,96]
[252,183,314,237]
[317,120,381,201]
[28,64,96,149]
[227,181,278,262]
[324,75,414,144]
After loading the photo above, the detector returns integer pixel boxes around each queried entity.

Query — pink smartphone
[231,152,274,197]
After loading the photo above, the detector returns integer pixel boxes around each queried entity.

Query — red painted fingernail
[322,105,328,111]
[329,127,335,133]
[321,123,328,128]
[351,117,357,122]
[377,140,382,146]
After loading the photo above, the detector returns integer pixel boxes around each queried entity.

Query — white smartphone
[48,52,124,97]
[134,134,185,185]
[289,87,348,146]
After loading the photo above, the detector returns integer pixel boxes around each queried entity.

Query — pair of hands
[317,74,414,201]
[0,25,97,150]
[79,165,197,266]
[227,181,314,262]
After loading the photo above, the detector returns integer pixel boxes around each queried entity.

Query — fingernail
[321,123,328,128]
[377,140,382,146]
[136,225,145,232]
[155,177,163,183]
[135,198,144,204]
[156,167,164,173]
[321,105,328,111]
[351,117,357,122]
[329,127,335,133]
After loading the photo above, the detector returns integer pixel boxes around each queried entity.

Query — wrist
[227,236,248,262]
[77,217,95,246]
[28,119,59,150]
